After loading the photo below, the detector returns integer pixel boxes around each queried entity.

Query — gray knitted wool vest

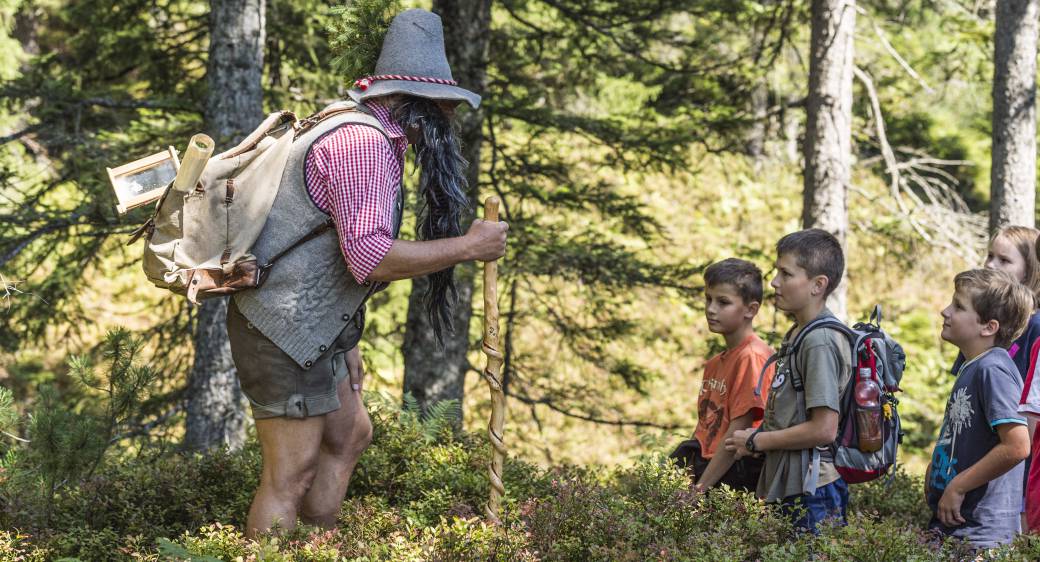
[234,103,403,369]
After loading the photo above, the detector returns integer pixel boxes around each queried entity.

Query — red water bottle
[855,367,883,452]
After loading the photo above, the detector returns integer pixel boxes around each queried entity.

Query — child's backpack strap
[784,316,858,495]
[754,353,781,399]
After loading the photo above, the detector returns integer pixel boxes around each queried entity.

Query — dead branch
[853,65,985,263]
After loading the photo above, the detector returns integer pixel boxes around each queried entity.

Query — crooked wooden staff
[481,196,507,525]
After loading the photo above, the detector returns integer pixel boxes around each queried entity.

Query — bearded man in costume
[225,9,506,536]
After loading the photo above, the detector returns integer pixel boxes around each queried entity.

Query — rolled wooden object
[172,133,214,192]
[481,196,507,525]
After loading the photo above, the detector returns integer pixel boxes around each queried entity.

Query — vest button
[342,314,350,321]
[319,345,327,352]
[304,360,313,368]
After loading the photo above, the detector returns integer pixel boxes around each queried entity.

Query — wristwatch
[745,430,762,454]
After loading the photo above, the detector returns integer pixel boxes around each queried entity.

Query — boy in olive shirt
[726,229,852,532]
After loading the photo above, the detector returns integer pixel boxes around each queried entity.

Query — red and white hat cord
[354,74,458,91]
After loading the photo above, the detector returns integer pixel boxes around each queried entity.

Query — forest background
[1,0,1039,559]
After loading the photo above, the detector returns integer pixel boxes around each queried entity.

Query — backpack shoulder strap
[217,111,298,161]
[294,101,365,139]
[787,317,855,496]
[754,353,781,398]
[787,316,850,392]
[260,106,397,276]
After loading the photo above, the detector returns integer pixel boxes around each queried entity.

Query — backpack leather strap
[218,111,298,160]
[257,217,336,285]
[256,117,396,286]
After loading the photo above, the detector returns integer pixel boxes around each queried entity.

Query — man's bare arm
[367,219,508,282]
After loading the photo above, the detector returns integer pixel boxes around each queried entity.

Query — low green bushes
[1,395,1032,561]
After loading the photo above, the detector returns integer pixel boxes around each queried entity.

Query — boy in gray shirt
[926,269,1032,549]
[726,229,851,532]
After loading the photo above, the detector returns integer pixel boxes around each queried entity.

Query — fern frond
[422,399,460,443]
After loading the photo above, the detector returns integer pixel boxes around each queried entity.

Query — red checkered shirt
[305,102,408,284]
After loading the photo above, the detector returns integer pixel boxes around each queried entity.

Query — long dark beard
[392,97,471,341]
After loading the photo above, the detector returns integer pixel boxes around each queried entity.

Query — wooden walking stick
[481,196,507,525]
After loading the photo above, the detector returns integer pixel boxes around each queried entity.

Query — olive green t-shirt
[756,309,852,502]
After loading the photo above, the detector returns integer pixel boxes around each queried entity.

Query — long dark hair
[392,96,471,340]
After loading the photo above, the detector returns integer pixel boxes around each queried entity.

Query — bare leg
[247,415,325,538]
[299,376,373,527]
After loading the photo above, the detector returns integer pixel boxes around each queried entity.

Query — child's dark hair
[954,269,1033,348]
[776,228,845,297]
[704,258,764,304]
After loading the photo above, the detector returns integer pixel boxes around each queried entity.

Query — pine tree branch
[507,389,688,431]
[109,402,185,443]
[0,213,87,269]
[77,97,194,111]
[0,123,44,146]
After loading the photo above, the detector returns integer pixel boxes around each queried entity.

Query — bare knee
[354,413,374,451]
[323,411,373,459]
[263,462,319,502]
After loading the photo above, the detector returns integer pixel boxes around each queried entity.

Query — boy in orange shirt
[672,258,775,492]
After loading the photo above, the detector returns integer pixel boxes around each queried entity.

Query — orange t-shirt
[693,332,775,458]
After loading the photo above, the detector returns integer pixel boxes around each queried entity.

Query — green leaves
[2,328,160,529]
[327,0,402,82]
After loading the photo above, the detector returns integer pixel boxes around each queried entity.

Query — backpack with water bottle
[758,305,906,488]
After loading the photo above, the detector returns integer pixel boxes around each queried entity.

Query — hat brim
[348,79,481,109]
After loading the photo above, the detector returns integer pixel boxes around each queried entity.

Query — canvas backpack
[130,102,382,304]
[755,305,906,492]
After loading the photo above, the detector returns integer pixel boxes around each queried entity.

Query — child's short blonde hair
[991,225,1040,306]
[954,268,1034,348]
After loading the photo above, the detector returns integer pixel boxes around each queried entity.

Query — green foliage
[0,0,205,354]
[0,387,17,437]
[0,2,1026,558]
[6,390,1037,560]
[847,466,932,527]
[401,392,461,442]
[351,394,552,526]
[521,461,790,561]
[0,531,51,562]
[3,445,260,560]
[2,0,996,471]
[327,0,402,82]
[0,329,159,531]
[21,388,107,513]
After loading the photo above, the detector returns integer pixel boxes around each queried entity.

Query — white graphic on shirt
[701,378,728,395]
[932,387,974,486]
[772,360,787,389]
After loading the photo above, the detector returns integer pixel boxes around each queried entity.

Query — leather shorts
[226,298,365,419]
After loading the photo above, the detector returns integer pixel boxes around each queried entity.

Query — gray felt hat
[347,9,481,109]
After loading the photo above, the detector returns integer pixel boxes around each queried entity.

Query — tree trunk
[402,0,492,418]
[746,81,769,164]
[12,4,40,62]
[184,300,248,451]
[802,0,855,320]
[991,0,1038,233]
[183,0,265,452]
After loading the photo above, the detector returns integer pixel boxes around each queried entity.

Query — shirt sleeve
[728,351,771,422]
[800,331,849,412]
[308,126,399,284]
[1018,339,1040,417]
[981,362,1026,429]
